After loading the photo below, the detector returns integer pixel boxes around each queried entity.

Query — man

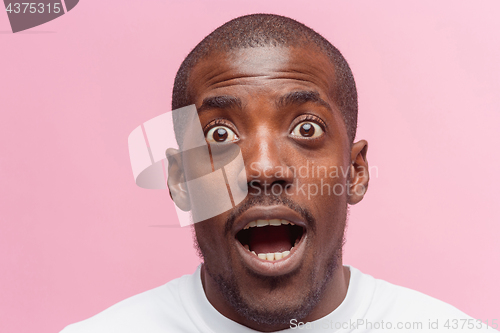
[61,14,493,332]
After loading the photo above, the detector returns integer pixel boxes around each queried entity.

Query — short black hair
[172,13,358,145]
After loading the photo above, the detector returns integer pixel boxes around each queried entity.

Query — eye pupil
[213,127,228,142]
[299,123,315,137]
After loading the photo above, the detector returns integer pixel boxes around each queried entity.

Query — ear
[165,148,191,211]
[348,140,369,205]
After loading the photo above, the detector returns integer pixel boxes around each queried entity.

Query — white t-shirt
[60,265,494,332]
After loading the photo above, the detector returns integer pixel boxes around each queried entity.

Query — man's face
[184,45,366,329]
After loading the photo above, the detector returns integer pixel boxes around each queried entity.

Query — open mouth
[236,219,305,261]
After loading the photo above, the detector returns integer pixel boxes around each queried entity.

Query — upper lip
[232,205,308,236]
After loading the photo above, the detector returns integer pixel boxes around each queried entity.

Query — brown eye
[206,126,238,144]
[214,128,228,141]
[291,121,323,138]
[299,123,314,137]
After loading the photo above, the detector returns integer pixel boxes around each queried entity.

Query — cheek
[314,168,349,225]
[187,179,234,223]
[297,159,350,198]
[196,217,220,236]
[299,162,349,241]
[312,196,348,259]
[194,218,232,258]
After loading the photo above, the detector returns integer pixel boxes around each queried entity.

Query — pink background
[1,1,499,332]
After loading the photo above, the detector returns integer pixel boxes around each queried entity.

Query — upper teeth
[243,219,293,229]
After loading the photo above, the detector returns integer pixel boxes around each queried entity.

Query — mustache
[224,194,317,236]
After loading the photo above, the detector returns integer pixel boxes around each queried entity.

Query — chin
[204,242,341,328]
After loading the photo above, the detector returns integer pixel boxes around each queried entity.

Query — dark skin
[168,45,369,331]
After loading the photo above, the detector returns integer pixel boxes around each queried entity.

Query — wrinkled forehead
[186,45,338,106]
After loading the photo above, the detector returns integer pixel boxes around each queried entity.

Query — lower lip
[235,232,307,277]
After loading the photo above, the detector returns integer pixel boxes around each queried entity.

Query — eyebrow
[276,90,332,112]
[198,95,243,113]
[197,90,332,114]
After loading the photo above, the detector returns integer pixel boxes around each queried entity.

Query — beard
[193,194,347,327]
[205,244,342,327]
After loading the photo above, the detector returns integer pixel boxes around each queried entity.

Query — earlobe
[348,140,369,205]
[166,148,191,211]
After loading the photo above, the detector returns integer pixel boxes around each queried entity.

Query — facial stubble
[193,195,348,327]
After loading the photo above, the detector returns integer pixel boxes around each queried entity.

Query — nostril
[247,179,262,193]
[248,179,260,187]
[271,180,288,188]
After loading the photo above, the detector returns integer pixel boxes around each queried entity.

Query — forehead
[187,45,338,106]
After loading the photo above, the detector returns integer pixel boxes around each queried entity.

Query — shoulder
[371,276,464,315]
[59,273,196,333]
[351,267,492,331]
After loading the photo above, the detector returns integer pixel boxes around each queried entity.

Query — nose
[243,130,294,195]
